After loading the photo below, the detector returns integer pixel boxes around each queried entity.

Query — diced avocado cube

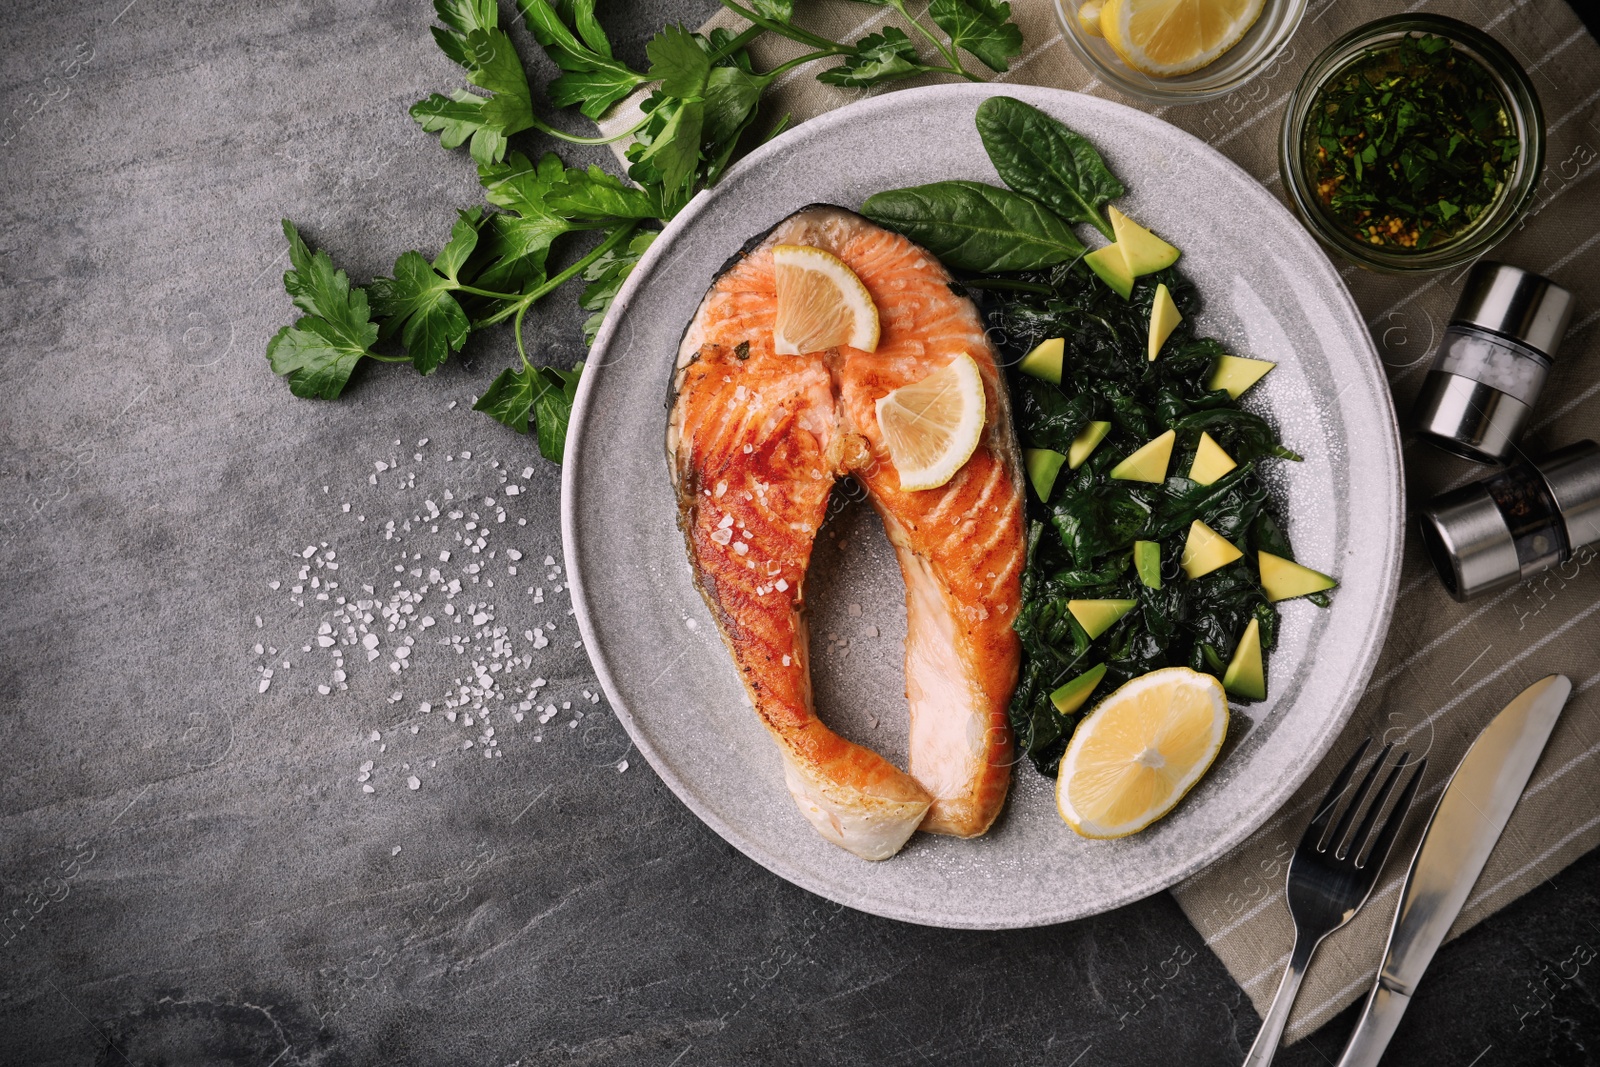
[1019,337,1065,384]
[1148,282,1182,361]
[1108,206,1180,275]
[1050,663,1108,716]
[1085,243,1133,299]
[1110,429,1175,483]
[1068,421,1112,470]
[1181,520,1243,579]
[1068,599,1137,640]
[1188,432,1237,486]
[1024,448,1067,502]
[1207,355,1275,398]
[1134,540,1162,589]
[1259,551,1338,603]
[1222,617,1266,701]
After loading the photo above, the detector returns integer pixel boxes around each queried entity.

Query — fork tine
[1348,751,1408,867]
[1307,737,1372,842]
[1357,757,1428,873]
[1324,741,1394,855]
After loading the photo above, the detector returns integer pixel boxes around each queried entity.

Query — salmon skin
[666,205,1024,861]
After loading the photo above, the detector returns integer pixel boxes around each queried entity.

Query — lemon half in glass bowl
[1054,0,1307,103]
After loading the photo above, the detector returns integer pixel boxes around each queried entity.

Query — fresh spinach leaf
[861,180,1085,271]
[976,96,1124,239]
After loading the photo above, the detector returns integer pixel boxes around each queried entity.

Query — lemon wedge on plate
[875,353,987,491]
[1100,0,1265,77]
[772,244,880,355]
[1056,666,1228,838]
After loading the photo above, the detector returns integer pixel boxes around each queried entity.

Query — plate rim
[562,82,1404,928]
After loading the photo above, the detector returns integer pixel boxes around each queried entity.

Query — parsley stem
[760,49,845,82]
[708,24,766,62]
[715,0,847,55]
[513,302,533,373]
[367,354,413,363]
[526,112,651,147]
[455,283,532,301]
[474,221,640,332]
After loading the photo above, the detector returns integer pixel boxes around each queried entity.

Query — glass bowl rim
[1277,13,1546,274]
[1050,0,1310,104]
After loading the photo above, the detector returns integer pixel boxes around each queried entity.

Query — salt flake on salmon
[667,205,1025,860]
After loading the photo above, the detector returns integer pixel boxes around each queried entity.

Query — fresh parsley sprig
[267,0,1024,459]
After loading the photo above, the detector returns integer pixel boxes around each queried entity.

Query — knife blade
[1333,673,1572,1067]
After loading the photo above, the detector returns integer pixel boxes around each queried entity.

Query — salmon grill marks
[667,205,1025,861]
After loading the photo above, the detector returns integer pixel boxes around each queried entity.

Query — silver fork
[1241,739,1427,1067]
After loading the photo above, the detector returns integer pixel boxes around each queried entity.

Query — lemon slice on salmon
[1056,666,1228,838]
[875,353,987,491]
[772,244,880,355]
[1100,0,1265,77]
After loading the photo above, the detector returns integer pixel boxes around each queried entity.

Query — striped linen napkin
[606,0,1600,1042]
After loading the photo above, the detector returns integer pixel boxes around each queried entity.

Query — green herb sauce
[1303,34,1519,251]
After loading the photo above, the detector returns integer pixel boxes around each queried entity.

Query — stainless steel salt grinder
[1420,440,1600,601]
[1411,262,1575,463]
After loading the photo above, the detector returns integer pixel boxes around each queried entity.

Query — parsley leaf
[547,165,665,221]
[580,230,658,344]
[267,220,380,400]
[368,210,484,374]
[516,0,645,119]
[819,28,926,87]
[751,0,795,18]
[647,23,713,98]
[474,361,583,460]
[474,151,593,292]
[411,5,535,165]
[929,0,1023,72]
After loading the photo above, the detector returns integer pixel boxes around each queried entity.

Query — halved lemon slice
[1099,0,1265,77]
[875,353,987,491]
[772,244,880,355]
[1056,666,1228,838]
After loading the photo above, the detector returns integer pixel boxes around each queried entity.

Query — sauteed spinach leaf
[981,259,1309,777]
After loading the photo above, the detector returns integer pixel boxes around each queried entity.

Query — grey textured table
[2,2,1597,1065]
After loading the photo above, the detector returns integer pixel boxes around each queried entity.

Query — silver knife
[1334,673,1572,1067]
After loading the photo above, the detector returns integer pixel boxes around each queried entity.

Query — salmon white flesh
[666,206,1025,861]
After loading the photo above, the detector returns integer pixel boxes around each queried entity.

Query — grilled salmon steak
[666,206,1025,861]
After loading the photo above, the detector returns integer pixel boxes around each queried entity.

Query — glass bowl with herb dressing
[1279,15,1544,273]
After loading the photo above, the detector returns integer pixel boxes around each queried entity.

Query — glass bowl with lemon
[1053,0,1307,102]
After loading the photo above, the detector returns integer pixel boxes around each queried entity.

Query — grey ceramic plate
[562,84,1403,929]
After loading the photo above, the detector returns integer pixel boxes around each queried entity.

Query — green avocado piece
[1068,598,1137,640]
[1222,618,1266,701]
[1068,420,1112,470]
[1148,282,1182,362]
[1109,206,1181,276]
[1207,355,1275,398]
[1024,448,1067,502]
[1259,551,1338,602]
[1050,663,1108,716]
[1018,337,1064,384]
[1134,540,1162,589]
[1109,429,1175,483]
[1084,243,1133,299]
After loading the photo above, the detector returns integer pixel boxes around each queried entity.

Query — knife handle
[1334,980,1412,1067]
